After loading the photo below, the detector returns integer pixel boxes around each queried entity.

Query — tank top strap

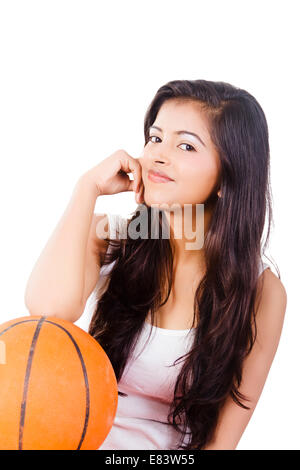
[258,259,271,277]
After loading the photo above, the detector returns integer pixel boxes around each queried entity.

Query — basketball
[0,315,118,450]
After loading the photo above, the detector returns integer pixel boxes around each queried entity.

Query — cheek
[140,154,151,181]
[178,160,219,199]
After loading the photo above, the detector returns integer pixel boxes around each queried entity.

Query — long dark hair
[88,79,279,450]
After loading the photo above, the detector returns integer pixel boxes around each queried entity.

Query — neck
[163,200,216,268]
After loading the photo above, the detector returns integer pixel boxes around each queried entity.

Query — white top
[75,213,271,450]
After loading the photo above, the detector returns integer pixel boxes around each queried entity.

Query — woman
[25,79,287,450]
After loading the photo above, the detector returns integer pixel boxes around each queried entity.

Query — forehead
[153,98,210,138]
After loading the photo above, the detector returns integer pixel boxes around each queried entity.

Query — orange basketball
[0,315,118,450]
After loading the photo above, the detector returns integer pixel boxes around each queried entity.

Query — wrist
[75,173,100,199]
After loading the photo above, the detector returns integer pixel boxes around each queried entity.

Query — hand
[81,149,145,203]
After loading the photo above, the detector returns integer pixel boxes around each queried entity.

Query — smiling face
[139,98,221,209]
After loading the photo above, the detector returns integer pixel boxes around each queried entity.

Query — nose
[150,155,172,168]
[141,141,173,169]
[148,147,173,166]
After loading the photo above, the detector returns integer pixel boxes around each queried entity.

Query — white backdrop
[0,0,298,450]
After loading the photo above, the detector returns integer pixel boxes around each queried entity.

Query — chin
[143,188,182,209]
[148,201,185,213]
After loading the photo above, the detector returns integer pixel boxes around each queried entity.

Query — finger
[129,158,142,193]
[119,152,142,192]
[127,178,135,192]
[140,184,145,203]
[138,182,144,203]
[123,165,139,192]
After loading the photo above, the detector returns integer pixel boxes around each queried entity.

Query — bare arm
[24,175,105,322]
[202,269,287,450]
[24,149,144,323]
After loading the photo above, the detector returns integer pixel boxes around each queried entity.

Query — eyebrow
[149,125,206,147]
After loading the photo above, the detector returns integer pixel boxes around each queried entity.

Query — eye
[147,135,196,152]
[179,143,196,152]
[148,135,160,144]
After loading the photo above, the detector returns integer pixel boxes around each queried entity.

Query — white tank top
[76,213,271,450]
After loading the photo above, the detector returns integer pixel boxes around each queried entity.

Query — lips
[148,169,174,182]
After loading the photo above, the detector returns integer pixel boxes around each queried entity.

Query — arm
[24,150,144,323]
[24,175,104,322]
[203,269,287,450]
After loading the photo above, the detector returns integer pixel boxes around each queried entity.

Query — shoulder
[258,267,287,312]
[255,267,287,350]
[92,213,110,241]
[203,268,287,449]
[92,213,131,250]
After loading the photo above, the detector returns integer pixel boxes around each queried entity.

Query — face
[138,98,221,210]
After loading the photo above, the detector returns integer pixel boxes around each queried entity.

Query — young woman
[25,79,287,450]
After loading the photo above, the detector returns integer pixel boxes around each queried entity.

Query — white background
[0,0,298,450]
